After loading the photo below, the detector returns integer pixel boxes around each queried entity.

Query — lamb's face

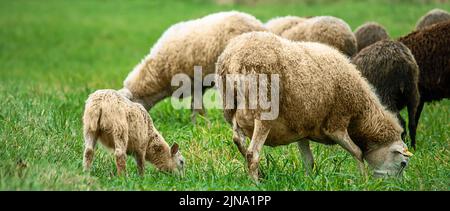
[364,141,413,177]
[170,143,185,174]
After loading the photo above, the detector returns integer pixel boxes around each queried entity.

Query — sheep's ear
[171,143,179,156]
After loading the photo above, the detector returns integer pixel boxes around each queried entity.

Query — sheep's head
[169,143,185,174]
[364,141,413,177]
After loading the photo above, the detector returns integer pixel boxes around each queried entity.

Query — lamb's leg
[134,149,146,176]
[246,119,271,182]
[323,129,367,177]
[232,117,248,158]
[297,140,314,174]
[83,131,97,172]
[114,135,128,176]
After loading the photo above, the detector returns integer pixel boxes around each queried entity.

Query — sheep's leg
[246,119,271,182]
[190,94,207,124]
[134,149,146,176]
[396,113,407,141]
[83,132,97,172]
[114,135,128,176]
[324,129,367,177]
[232,117,248,158]
[297,140,314,174]
[412,100,425,149]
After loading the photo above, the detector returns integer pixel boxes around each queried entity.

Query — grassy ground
[0,0,449,190]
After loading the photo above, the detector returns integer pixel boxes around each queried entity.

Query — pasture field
[0,0,449,190]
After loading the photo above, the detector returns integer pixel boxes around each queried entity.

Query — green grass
[0,0,449,190]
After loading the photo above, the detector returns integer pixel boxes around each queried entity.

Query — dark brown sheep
[352,40,420,148]
[415,8,450,30]
[398,21,450,149]
[354,22,390,52]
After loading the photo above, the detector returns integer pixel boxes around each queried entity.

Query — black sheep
[398,21,450,149]
[352,40,420,147]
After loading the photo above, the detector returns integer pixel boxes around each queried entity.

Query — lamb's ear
[171,143,179,156]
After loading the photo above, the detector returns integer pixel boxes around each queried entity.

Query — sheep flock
[84,8,449,182]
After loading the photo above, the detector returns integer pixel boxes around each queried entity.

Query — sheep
[351,40,420,148]
[415,8,450,30]
[82,89,185,176]
[398,21,450,149]
[354,22,390,52]
[265,16,306,35]
[216,32,413,181]
[121,11,266,123]
[280,16,357,57]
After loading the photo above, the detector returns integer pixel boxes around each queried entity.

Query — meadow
[0,0,449,190]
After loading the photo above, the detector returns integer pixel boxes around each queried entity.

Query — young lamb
[216,32,413,181]
[352,40,420,147]
[398,21,450,149]
[83,89,184,176]
[280,16,357,57]
[415,8,450,30]
[265,16,306,35]
[121,11,266,122]
[354,22,390,52]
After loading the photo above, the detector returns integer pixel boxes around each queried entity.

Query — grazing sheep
[397,21,450,149]
[354,22,390,52]
[216,32,413,181]
[122,11,266,122]
[352,40,420,147]
[281,16,357,57]
[83,89,185,176]
[416,8,450,30]
[265,16,306,35]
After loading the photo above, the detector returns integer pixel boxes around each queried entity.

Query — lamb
[354,22,390,52]
[216,32,413,181]
[415,8,450,30]
[121,11,266,122]
[82,89,184,176]
[398,21,450,149]
[351,40,420,147]
[265,16,306,35]
[280,16,357,57]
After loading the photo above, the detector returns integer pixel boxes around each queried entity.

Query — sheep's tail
[83,103,102,135]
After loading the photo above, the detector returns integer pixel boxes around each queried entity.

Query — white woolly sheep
[83,89,184,176]
[121,11,266,122]
[216,32,413,181]
[280,16,357,57]
[265,16,306,35]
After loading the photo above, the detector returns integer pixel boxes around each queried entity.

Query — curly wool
[280,16,357,57]
[399,21,450,103]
